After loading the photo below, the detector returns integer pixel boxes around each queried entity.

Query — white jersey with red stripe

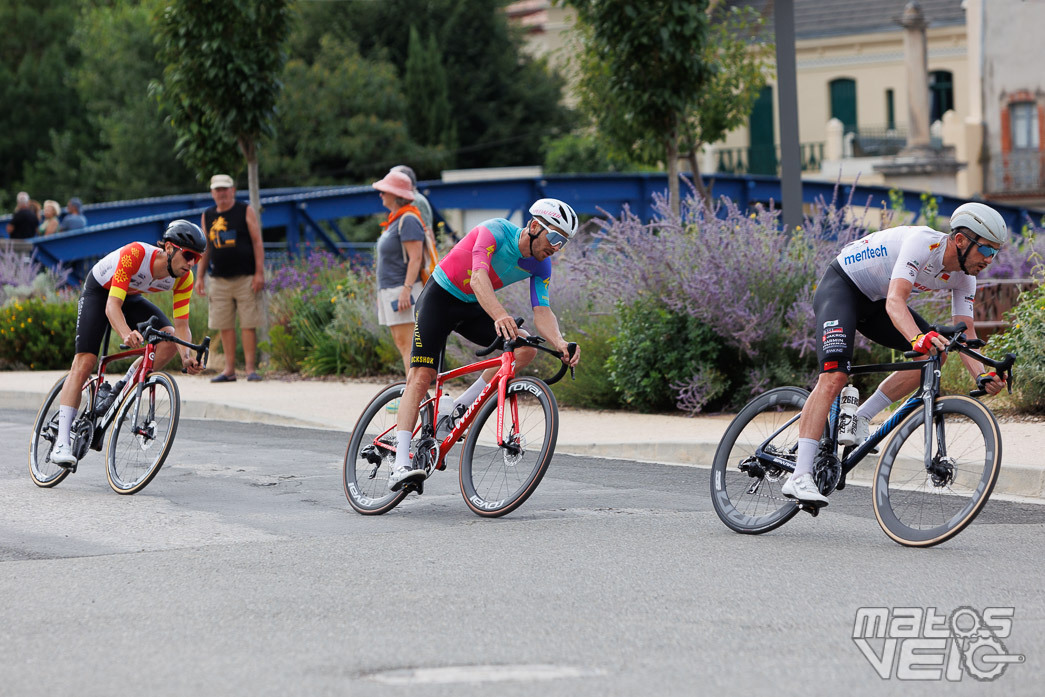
[835,226,976,317]
[89,242,194,319]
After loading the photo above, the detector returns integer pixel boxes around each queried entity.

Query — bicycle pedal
[404,479,424,495]
[797,500,827,517]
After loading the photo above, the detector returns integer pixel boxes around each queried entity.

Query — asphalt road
[2,409,1043,696]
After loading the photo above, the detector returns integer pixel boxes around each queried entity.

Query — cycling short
[74,275,173,355]
[410,281,498,370]
[813,261,930,374]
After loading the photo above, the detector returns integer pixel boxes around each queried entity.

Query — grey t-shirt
[376,212,425,289]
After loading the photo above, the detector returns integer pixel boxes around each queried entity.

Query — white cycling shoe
[387,464,425,491]
[781,472,829,505]
[51,442,77,467]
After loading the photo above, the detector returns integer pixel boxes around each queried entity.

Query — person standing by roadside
[38,200,61,236]
[197,174,266,382]
[392,165,433,234]
[373,169,427,373]
[6,192,37,239]
[59,197,87,231]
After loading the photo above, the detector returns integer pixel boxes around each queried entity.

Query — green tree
[404,26,457,160]
[152,0,291,217]
[267,35,446,186]
[0,0,85,199]
[566,0,711,215]
[681,4,774,206]
[30,0,196,200]
[291,0,571,174]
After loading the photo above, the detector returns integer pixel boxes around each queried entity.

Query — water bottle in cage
[837,384,860,446]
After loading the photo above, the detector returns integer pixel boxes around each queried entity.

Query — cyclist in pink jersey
[387,198,583,490]
[50,221,208,467]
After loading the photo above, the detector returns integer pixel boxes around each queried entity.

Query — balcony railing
[989,150,1045,194]
[848,125,944,157]
[714,142,824,176]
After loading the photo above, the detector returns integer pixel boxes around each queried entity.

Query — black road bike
[711,323,1016,547]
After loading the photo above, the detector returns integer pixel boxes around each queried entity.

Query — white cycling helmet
[950,202,1008,245]
[529,198,579,240]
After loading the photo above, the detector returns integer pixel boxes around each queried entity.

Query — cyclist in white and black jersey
[782,203,1009,504]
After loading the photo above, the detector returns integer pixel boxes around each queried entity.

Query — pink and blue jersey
[431,218,552,308]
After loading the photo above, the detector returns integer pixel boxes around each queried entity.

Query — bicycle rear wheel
[106,372,180,494]
[710,387,806,534]
[459,377,557,518]
[873,395,1001,547]
[29,374,91,488]
[343,382,411,515]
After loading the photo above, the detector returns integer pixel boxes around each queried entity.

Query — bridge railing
[5,173,1043,281]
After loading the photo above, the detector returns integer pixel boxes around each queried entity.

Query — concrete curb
[3,388,1043,501]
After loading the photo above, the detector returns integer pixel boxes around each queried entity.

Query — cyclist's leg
[795,268,862,464]
[55,282,108,456]
[445,295,502,410]
[392,282,451,474]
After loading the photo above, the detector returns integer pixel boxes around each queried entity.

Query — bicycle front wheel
[710,387,806,534]
[106,372,180,495]
[28,374,90,488]
[873,395,1001,547]
[343,382,410,515]
[459,377,557,518]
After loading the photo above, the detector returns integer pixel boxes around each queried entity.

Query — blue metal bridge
[4,173,1042,281]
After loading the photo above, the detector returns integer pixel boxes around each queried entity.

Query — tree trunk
[240,137,263,228]
[666,121,680,218]
[687,149,712,211]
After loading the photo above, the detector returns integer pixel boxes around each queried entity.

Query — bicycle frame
[754,339,1002,480]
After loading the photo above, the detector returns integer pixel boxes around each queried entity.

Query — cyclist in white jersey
[781,203,1009,504]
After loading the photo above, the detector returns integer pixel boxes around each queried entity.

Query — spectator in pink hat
[373,169,427,372]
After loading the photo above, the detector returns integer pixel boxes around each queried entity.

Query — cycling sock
[395,430,413,469]
[792,437,819,478]
[857,389,892,421]
[454,377,487,411]
[57,405,77,448]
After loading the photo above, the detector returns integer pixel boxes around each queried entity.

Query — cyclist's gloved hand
[977,371,1005,395]
[910,331,942,355]
[123,330,144,349]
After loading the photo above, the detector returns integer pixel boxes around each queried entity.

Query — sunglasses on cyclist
[535,220,570,249]
[170,244,202,264]
[961,232,1000,259]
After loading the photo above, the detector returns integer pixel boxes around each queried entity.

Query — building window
[929,70,954,123]
[1010,102,1039,150]
[886,89,895,131]
[829,78,857,134]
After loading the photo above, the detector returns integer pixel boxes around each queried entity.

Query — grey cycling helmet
[950,202,1008,245]
[162,219,207,253]
[529,198,579,239]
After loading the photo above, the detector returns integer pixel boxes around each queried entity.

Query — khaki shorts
[208,275,264,330]
[376,282,424,327]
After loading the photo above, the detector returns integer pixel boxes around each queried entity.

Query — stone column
[901,2,931,152]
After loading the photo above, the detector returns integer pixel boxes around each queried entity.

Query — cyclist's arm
[533,306,579,366]
[105,295,138,347]
[470,267,519,341]
[885,278,946,352]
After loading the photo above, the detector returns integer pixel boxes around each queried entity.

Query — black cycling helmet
[162,220,207,254]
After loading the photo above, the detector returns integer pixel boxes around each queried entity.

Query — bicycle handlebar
[474,316,577,385]
[118,317,211,370]
[900,322,1016,398]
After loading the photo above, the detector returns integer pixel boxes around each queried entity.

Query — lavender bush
[1,242,73,306]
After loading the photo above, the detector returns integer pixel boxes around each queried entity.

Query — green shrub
[991,279,1045,411]
[607,297,723,413]
[546,313,621,410]
[0,297,78,369]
